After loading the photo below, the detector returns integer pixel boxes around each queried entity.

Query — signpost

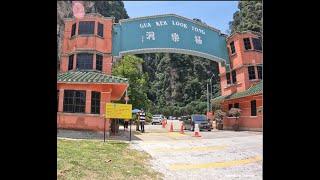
[105,103,132,141]
[104,117,106,142]
[105,103,132,119]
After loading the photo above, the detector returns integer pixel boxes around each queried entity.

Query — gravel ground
[130,125,262,180]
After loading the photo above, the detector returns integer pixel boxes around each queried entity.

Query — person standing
[136,112,140,131]
[124,119,129,130]
[139,109,146,133]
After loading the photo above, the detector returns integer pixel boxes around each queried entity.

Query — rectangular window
[76,53,93,70]
[226,72,231,85]
[71,23,76,37]
[231,70,237,84]
[68,54,74,70]
[251,100,257,116]
[63,90,86,113]
[228,104,233,110]
[78,21,95,35]
[248,66,256,80]
[96,54,103,71]
[243,38,252,50]
[91,91,101,114]
[98,22,104,37]
[230,41,236,54]
[252,38,262,51]
[234,103,239,108]
[257,66,262,79]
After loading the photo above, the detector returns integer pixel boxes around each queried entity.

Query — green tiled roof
[58,71,128,84]
[212,80,262,103]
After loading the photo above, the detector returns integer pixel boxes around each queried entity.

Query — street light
[209,74,215,111]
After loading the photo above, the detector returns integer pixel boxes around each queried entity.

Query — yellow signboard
[105,103,132,119]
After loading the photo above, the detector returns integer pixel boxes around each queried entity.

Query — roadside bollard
[180,122,185,134]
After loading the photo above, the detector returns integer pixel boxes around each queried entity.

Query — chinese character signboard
[105,103,132,119]
[112,14,230,65]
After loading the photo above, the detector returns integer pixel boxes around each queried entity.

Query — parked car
[168,116,177,120]
[182,114,212,131]
[151,114,164,125]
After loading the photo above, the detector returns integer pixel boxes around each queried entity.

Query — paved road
[130,125,262,180]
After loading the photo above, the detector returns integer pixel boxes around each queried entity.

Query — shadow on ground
[57,128,143,141]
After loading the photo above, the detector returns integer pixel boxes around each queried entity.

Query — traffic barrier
[193,124,201,137]
[162,119,166,128]
[169,122,173,132]
[180,122,185,134]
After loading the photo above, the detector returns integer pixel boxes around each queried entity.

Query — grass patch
[58,139,163,180]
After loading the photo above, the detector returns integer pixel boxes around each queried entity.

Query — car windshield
[192,115,206,121]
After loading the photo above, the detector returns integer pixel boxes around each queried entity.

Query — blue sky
[124,1,239,34]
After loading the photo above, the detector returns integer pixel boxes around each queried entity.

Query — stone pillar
[85,90,92,114]
[103,56,112,75]
[58,89,64,112]
[101,91,112,132]
[93,53,97,71]
[73,54,77,70]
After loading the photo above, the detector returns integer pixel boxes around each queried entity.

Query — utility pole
[209,74,215,112]
[207,83,209,113]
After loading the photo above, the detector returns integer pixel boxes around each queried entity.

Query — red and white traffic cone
[193,124,201,137]
[169,122,173,132]
[180,122,185,134]
[162,120,166,128]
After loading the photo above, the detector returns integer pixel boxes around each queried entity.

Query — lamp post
[207,83,209,113]
[209,74,215,111]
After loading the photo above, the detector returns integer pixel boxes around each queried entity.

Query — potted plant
[214,109,226,130]
[228,108,241,131]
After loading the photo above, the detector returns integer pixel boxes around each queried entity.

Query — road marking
[152,145,226,153]
[167,132,187,137]
[169,155,262,170]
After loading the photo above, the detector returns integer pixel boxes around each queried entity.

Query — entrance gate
[112,14,230,70]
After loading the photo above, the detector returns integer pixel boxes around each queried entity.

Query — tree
[93,1,129,22]
[228,108,241,131]
[139,52,220,115]
[112,55,151,112]
[229,1,262,34]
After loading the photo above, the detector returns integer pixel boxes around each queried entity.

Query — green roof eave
[211,80,262,103]
[57,70,129,84]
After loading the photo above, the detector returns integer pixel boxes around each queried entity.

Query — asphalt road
[130,125,262,180]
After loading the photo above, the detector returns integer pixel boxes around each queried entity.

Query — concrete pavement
[130,125,262,180]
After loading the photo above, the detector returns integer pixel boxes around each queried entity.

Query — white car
[151,114,164,125]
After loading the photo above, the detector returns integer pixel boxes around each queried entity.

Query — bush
[214,109,226,130]
[228,108,241,131]
[228,108,241,118]
[214,110,226,122]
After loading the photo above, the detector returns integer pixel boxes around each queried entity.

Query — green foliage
[228,108,241,118]
[112,55,151,112]
[214,109,226,122]
[229,1,262,33]
[135,53,220,116]
[92,1,129,22]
